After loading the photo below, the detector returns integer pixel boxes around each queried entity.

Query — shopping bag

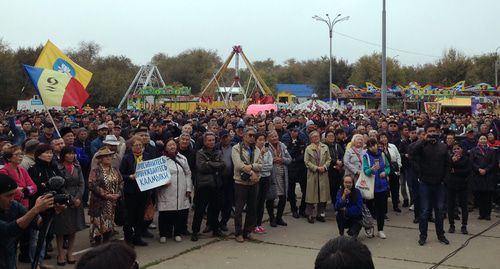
[355,172,375,200]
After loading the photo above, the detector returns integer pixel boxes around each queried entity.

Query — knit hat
[24,139,40,154]
[0,174,17,195]
[59,127,73,138]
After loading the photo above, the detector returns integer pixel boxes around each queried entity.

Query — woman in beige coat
[304,131,332,223]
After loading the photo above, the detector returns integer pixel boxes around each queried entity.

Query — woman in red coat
[0,145,37,208]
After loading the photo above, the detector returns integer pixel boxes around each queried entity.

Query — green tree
[87,55,137,106]
[434,48,471,86]
[466,53,497,85]
[349,53,404,87]
[151,49,221,94]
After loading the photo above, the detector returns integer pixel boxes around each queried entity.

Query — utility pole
[381,0,388,114]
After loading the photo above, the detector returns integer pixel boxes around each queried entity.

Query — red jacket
[0,164,37,208]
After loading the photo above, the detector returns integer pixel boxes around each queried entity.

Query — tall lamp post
[381,0,388,114]
[313,13,349,107]
[495,47,500,88]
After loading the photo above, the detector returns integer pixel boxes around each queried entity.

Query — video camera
[44,176,72,207]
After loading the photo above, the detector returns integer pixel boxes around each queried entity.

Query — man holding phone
[411,123,450,246]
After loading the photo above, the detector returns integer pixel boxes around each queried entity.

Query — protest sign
[136,156,171,191]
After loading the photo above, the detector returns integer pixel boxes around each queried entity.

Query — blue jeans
[419,182,445,239]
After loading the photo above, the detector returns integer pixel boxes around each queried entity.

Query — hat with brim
[103,135,120,146]
[236,122,245,129]
[219,129,230,138]
[133,127,149,135]
[306,120,316,127]
[95,147,115,158]
[97,124,109,130]
[388,120,398,126]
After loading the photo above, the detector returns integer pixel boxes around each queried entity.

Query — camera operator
[0,174,56,269]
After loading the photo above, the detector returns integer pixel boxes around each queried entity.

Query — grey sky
[1,0,499,66]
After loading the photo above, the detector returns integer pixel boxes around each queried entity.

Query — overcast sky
[1,0,499,67]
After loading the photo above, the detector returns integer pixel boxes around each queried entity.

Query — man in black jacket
[399,126,416,209]
[286,125,307,218]
[411,123,450,246]
[191,132,225,241]
[217,130,234,231]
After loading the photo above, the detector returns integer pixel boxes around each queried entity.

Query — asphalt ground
[20,197,500,269]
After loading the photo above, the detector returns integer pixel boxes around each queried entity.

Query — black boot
[270,216,277,227]
[402,199,409,208]
[191,233,199,241]
[448,225,455,233]
[276,218,288,226]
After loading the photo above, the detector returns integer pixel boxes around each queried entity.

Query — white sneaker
[175,236,182,242]
[365,228,374,238]
[149,223,157,229]
[409,205,414,211]
[378,231,387,239]
[159,237,167,243]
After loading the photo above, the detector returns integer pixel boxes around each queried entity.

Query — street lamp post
[495,47,500,88]
[313,13,349,108]
[381,0,388,114]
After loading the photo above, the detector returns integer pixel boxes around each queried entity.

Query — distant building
[275,84,315,104]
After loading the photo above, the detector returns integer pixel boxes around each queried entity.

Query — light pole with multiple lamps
[313,13,349,107]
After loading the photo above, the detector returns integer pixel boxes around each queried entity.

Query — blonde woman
[343,134,366,181]
[304,131,331,223]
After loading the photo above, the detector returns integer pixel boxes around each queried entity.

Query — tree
[466,53,497,85]
[151,49,221,94]
[67,41,101,69]
[349,53,404,87]
[86,55,137,106]
[434,48,471,86]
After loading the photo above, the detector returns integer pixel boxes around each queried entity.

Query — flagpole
[43,105,61,138]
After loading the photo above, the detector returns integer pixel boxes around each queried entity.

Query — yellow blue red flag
[35,40,92,88]
[23,65,89,108]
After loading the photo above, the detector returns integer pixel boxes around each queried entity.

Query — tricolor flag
[23,65,89,108]
[35,40,93,88]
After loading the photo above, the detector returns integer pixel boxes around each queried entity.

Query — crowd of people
[0,106,498,268]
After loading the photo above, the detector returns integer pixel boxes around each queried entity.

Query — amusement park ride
[119,45,275,110]
[199,45,274,107]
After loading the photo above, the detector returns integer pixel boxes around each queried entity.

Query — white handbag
[355,154,375,200]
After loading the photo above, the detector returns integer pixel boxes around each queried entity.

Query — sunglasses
[247,133,256,138]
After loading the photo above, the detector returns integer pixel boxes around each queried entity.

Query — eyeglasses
[247,133,256,138]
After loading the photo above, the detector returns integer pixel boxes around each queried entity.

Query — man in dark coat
[191,132,225,241]
[469,137,497,220]
[217,130,234,231]
[411,123,450,246]
[286,124,307,218]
